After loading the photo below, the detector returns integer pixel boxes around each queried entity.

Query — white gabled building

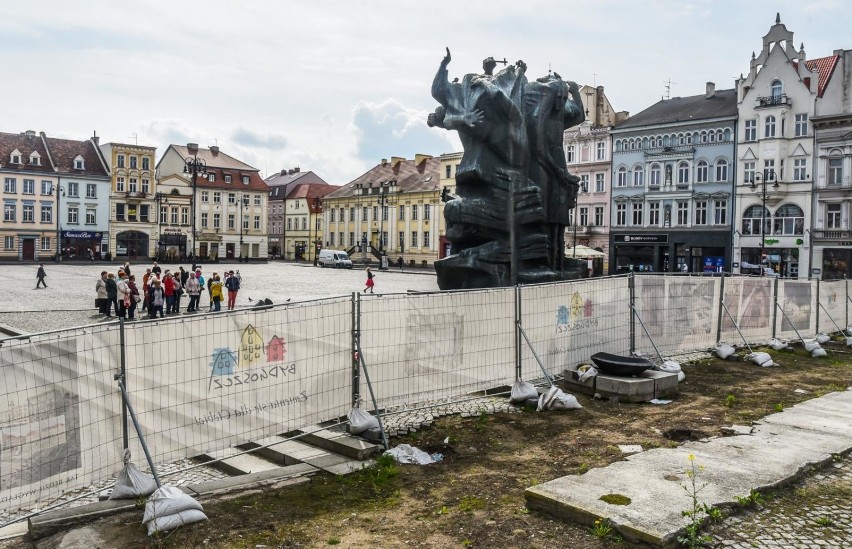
[733,14,823,278]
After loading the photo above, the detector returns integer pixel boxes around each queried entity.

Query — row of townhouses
[567,15,852,279]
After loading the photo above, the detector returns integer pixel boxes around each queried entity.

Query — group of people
[95,261,242,320]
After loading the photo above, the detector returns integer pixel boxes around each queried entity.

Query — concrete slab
[295,425,381,460]
[186,467,314,498]
[640,370,679,398]
[525,389,852,547]
[595,375,655,403]
[28,499,139,540]
[197,446,282,476]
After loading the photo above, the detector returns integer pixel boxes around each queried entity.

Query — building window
[10,153,20,164]
[827,203,842,229]
[142,179,149,193]
[181,207,189,225]
[411,205,419,220]
[129,178,137,192]
[714,200,727,225]
[201,190,209,203]
[213,192,221,204]
[170,207,178,224]
[159,206,167,224]
[774,204,804,235]
[445,164,452,178]
[696,161,708,183]
[242,176,250,185]
[676,202,689,225]
[22,204,34,222]
[765,115,776,138]
[129,156,137,169]
[715,160,728,182]
[410,231,417,248]
[794,114,808,137]
[67,182,78,197]
[631,203,643,226]
[423,231,430,247]
[228,214,235,230]
[74,158,84,170]
[86,208,96,224]
[116,177,125,192]
[116,203,125,221]
[140,204,149,222]
[764,159,776,178]
[86,183,97,198]
[595,173,605,192]
[142,157,150,170]
[694,200,707,225]
[41,236,50,250]
[330,208,336,222]
[29,153,40,165]
[254,194,261,206]
[828,157,843,185]
[398,231,405,250]
[770,79,783,98]
[23,179,35,194]
[208,173,216,182]
[678,162,689,184]
[616,203,626,226]
[301,217,307,231]
[201,212,208,228]
[41,204,52,223]
[423,204,431,221]
[41,181,51,195]
[213,213,221,229]
[648,202,660,226]
[596,142,606,160]
[744,205,769,236]
[338,207,344,221]
[617,167,627,187]
[254,216,261,230]
[398,206,405,220]
[117,155,125,168]
[594,206,604,226]
[371,206,378,222]
[793,158,807,181]
[228,193,236,204]
[3,236,13,249]
[349,232,355,246]
[224,175,232,184]
[566,145,575,163]
[649,164,661,186]
[743,161,756,183]
[68,207,78,224]
[287,218,292,230]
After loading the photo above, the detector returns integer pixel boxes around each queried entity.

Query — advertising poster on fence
[777,280,815,338]
[0,328,123,515]
[634,276,720,353]
[123,300,353,465]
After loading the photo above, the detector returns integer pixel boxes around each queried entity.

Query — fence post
[715,272,726,344]
[628,272,636,354]
[771,277,780,340]
[351,292,360,409]
[847,277,849,332]
[118,317,129,451]
[515,285,522,380]
[815,278,821,334]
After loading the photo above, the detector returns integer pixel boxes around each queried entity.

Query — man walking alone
[35,264,47,289]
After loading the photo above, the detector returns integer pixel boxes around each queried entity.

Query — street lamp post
[239,194,249,263]
[53,182,65,262]
[376,182,396,267]
[182,143,207,260]
[154,192,167,260]
[749,170,779,275]
[572,180,588,258]
[312,195,321,266]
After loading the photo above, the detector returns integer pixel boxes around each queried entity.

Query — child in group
[210,274,224,312]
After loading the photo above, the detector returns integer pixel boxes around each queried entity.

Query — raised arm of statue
[564,80,585,128]
[431,48,452,105]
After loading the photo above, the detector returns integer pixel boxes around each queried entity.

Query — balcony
[812,229,852,242]
[125,191,148,200]
[756,94,790,108]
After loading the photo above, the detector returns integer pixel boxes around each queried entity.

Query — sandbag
[815,333,831,344]
[845,337,852,348]
[143,486,204,524]
[677,371,686,382]
[109,450,157,500]
[803,340,821,352]
[510,379,539,403]
[659,360,681,373]
[747,352,773,367]
[716,342,736,359]
[811,347,828,358]
[769,338,789,351]
[146,509,208,536]
[385,444,435,465]
[550,392,583,410]
[348,407,379,435]
[578,365,598,383]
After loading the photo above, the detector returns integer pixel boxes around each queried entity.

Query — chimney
[280,169,288,176]
[390,156,404,175]
[381,158,388,166]
[705,82,716,98]
[414,154,431,172]
[92,130,99,147]
[24,130,36,137]
[288,169,294,175]
[210,145,220,156]
[293,167,300,173]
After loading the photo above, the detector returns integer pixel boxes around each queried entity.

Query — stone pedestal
[563,365,679,403]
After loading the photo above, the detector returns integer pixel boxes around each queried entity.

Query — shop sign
[62,231,102,240]
[162,228,183,234]
[614,234,668,244]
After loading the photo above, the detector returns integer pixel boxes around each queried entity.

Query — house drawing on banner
[267,335,286,362]
[210,348,237,377]
[239,325,265,369]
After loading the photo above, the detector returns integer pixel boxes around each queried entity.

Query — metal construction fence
[1,272,850,522]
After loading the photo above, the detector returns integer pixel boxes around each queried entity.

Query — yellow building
[99,142,158,259]
[323,155,445,267]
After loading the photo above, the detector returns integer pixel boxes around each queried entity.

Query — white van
[318,249,353,269]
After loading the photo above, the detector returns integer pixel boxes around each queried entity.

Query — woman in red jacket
[163,270,176,314]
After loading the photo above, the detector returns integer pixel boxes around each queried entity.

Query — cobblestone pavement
[707,455,852,548]
[0,261,439,334]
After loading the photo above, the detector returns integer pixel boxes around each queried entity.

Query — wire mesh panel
[359,288,515,408]
[776,279,818,341]
[719,275,774,345]
[122,299,352,465]
[0,325,123,516]
[633,275,721,356]
[519,276,631,380]
[818,280,847,334]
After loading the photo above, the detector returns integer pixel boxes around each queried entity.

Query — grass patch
[599,493,631,505]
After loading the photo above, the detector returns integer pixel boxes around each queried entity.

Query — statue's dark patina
[429,48,587,290]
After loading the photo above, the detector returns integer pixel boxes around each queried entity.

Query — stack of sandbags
[537,385,582,411]
[746,352,775,367]
[803,339,828,357]
[509,379,539,407]
[815,333,831,344]
[659,360,685,382]
[109,450,157,501]
[716,342,737,360]
[769,338,789,351]
[143,486,207,536]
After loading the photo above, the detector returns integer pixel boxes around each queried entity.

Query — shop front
[610,230,731,274]
[158,228,187,261]
[115,231,149,260]
[61,230,104,260]
[740,247,800,278]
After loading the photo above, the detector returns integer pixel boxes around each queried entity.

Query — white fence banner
[123,300,352,465]
[818,280,847,333]
[776,279,817,340]
[0,326,123,514]
[720,276,774,345]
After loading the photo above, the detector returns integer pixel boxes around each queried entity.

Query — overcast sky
[2,0,849,183]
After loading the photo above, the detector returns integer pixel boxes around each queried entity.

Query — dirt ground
[7,345,852,549]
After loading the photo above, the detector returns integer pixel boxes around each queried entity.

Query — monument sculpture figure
[429,48,586,289]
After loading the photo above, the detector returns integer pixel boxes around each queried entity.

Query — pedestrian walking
[148,279,165,319]
[123,261,131,277]
[88,248,94,263]
[210,274,224,312]
[179,266,189,288]
[35,263,47,289]
[364,267,375,293]
[105,273,119,317]
[126,275,140,320]
[95,271,108,315]
[225,269,240,310]
[151,261,161,277]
